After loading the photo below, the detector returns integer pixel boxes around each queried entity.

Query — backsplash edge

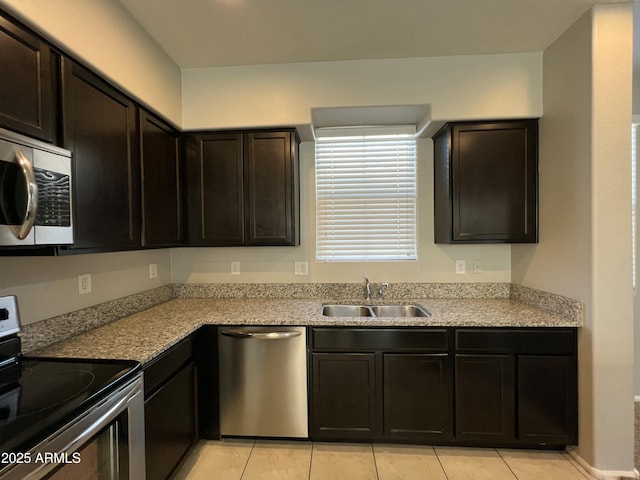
[20,284,174,353]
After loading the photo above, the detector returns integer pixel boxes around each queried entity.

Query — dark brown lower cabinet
[144,336,198,480]
[454,328,578,447]
[455,354,515,443]
[310,327,577,449]
[518,355,578,445]
[145,363,196,480]
[384,353,453,442]
[311,352,379,440]
[310,328,452,443]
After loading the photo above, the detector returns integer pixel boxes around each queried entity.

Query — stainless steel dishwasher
[218,326,308,438]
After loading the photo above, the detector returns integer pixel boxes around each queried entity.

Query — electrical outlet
[473,259,482,274]
[149,263,158,279]
[78,273,92,295]
[231,261,240,275]
[294,261,309,276]
[455,260,466,275]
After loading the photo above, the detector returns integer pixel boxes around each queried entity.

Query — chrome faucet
[365,277,371,301]
[378,282,389,300]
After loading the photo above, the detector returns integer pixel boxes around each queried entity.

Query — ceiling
[118,0,631,69]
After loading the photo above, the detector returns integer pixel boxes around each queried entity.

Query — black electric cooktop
[0,357,141,454]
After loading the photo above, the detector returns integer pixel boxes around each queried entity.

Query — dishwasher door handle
[220,329,302,339]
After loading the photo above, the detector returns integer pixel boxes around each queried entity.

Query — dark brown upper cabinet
[184,132,244,246]
[184,129,300,247]
[244,131,299,245]
[139,110,182,248]
[0,12,55,143]
[61,58,140,250]
[434,120,538,243]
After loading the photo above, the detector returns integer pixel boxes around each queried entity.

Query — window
[315,126,417,262]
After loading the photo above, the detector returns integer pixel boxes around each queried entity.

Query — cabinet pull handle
[220,329,302,340]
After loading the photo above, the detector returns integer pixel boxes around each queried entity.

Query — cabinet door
[455,354,515,443]
[140,110,182,247]
[434,120,538,244]
[518,355,578,446]
[384,353,453,442]
[145,362,197,480]
[244,131,299,245]
[184,133,244,245]
[0,14,55,142]
[61,59,139,250]
[453,121,537,242]
[311,352,379,440]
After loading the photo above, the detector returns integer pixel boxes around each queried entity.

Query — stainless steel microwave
[0,127,72,246]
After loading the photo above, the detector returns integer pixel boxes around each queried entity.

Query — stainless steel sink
[321,305,374,317]
[321,304,430,318]
[370,304,431,317]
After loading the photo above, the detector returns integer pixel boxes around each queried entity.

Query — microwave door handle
[9,149,37,240]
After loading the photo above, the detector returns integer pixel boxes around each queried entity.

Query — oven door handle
[9,149,37,240]
[52,378,141,456]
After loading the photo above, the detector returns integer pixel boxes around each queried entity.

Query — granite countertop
[31,297,580,365]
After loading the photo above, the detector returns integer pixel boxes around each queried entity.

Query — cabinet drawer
[312,328,449,351]
[144,335,195,397]
[455,328,576,355]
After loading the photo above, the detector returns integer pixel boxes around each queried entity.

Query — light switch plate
[455,260,466,275]
[231,262,240,275]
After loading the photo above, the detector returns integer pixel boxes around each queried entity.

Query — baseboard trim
[566,447,639,480]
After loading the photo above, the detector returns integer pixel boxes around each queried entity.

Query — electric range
[0,357,141,453]
[0,295,145,479]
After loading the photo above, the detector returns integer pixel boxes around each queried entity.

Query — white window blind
[315,126,417,262]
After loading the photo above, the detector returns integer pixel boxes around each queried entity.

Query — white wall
[512,5,634,475]
[0,0,182,126]
[171,138,512,284]
[0,0,179,326]
[182,53,542,131]
[174,53,544,283]
[0,249,172,326]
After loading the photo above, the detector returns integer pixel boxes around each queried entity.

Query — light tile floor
[174,440,597,480]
